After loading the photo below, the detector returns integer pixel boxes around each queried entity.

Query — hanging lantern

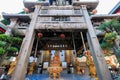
[60,34,65,39]
[38,33,43,38]
[24,8,29,13]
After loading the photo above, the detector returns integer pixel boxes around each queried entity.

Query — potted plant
[0,34,22,57]
[99,19,120,56]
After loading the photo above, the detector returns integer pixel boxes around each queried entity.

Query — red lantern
[38,33,43,38]
[60,34,65,39]
[24,8,29,13]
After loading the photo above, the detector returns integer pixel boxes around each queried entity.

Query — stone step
[26,74,93,80]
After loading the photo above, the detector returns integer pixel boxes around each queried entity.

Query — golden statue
[84,51,98,80]
[50,53,61,67]
[7,57,18,75]
[47,51,62,80]
[75,58,82,74]
[28,60,35,75]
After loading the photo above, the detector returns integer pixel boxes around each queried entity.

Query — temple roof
[91,14,120,20]
[109,1,120,14]
[73,0,99,10]
[2,13,31,22]
[3,13,120,23]
[23,0,99,12]
[23,1,49,12]
[0,22,6,30]
[0,22,6,33]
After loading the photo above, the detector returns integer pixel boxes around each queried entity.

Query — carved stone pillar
[5,18,17,35]
[10,5,41,80]
[81,5,112,80]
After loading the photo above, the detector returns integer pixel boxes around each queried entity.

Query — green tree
[99,19,120,55]
[99,19,120,33]
[0,34,22,56]
[0,47,5,55]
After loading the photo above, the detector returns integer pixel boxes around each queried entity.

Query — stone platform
[26,72,93,80]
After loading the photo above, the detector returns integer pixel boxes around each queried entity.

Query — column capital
[5,18,18,35]
[81,5,87,10]
[34,5,41,10]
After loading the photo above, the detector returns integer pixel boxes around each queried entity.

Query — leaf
[104,32,117,41]
[0,47,5,55]
[12,37,22,44]
[99,19,120,33]
[7,47,18,52]
[0,34,12,43]
[0,41,6,47]
[100,42,113,50]
[110,19,120,28]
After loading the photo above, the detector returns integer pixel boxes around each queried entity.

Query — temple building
[109,1,120,14]
[0,22,6,33]
[0,0,120,80]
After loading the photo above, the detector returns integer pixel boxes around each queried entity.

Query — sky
[0,0,119,19]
